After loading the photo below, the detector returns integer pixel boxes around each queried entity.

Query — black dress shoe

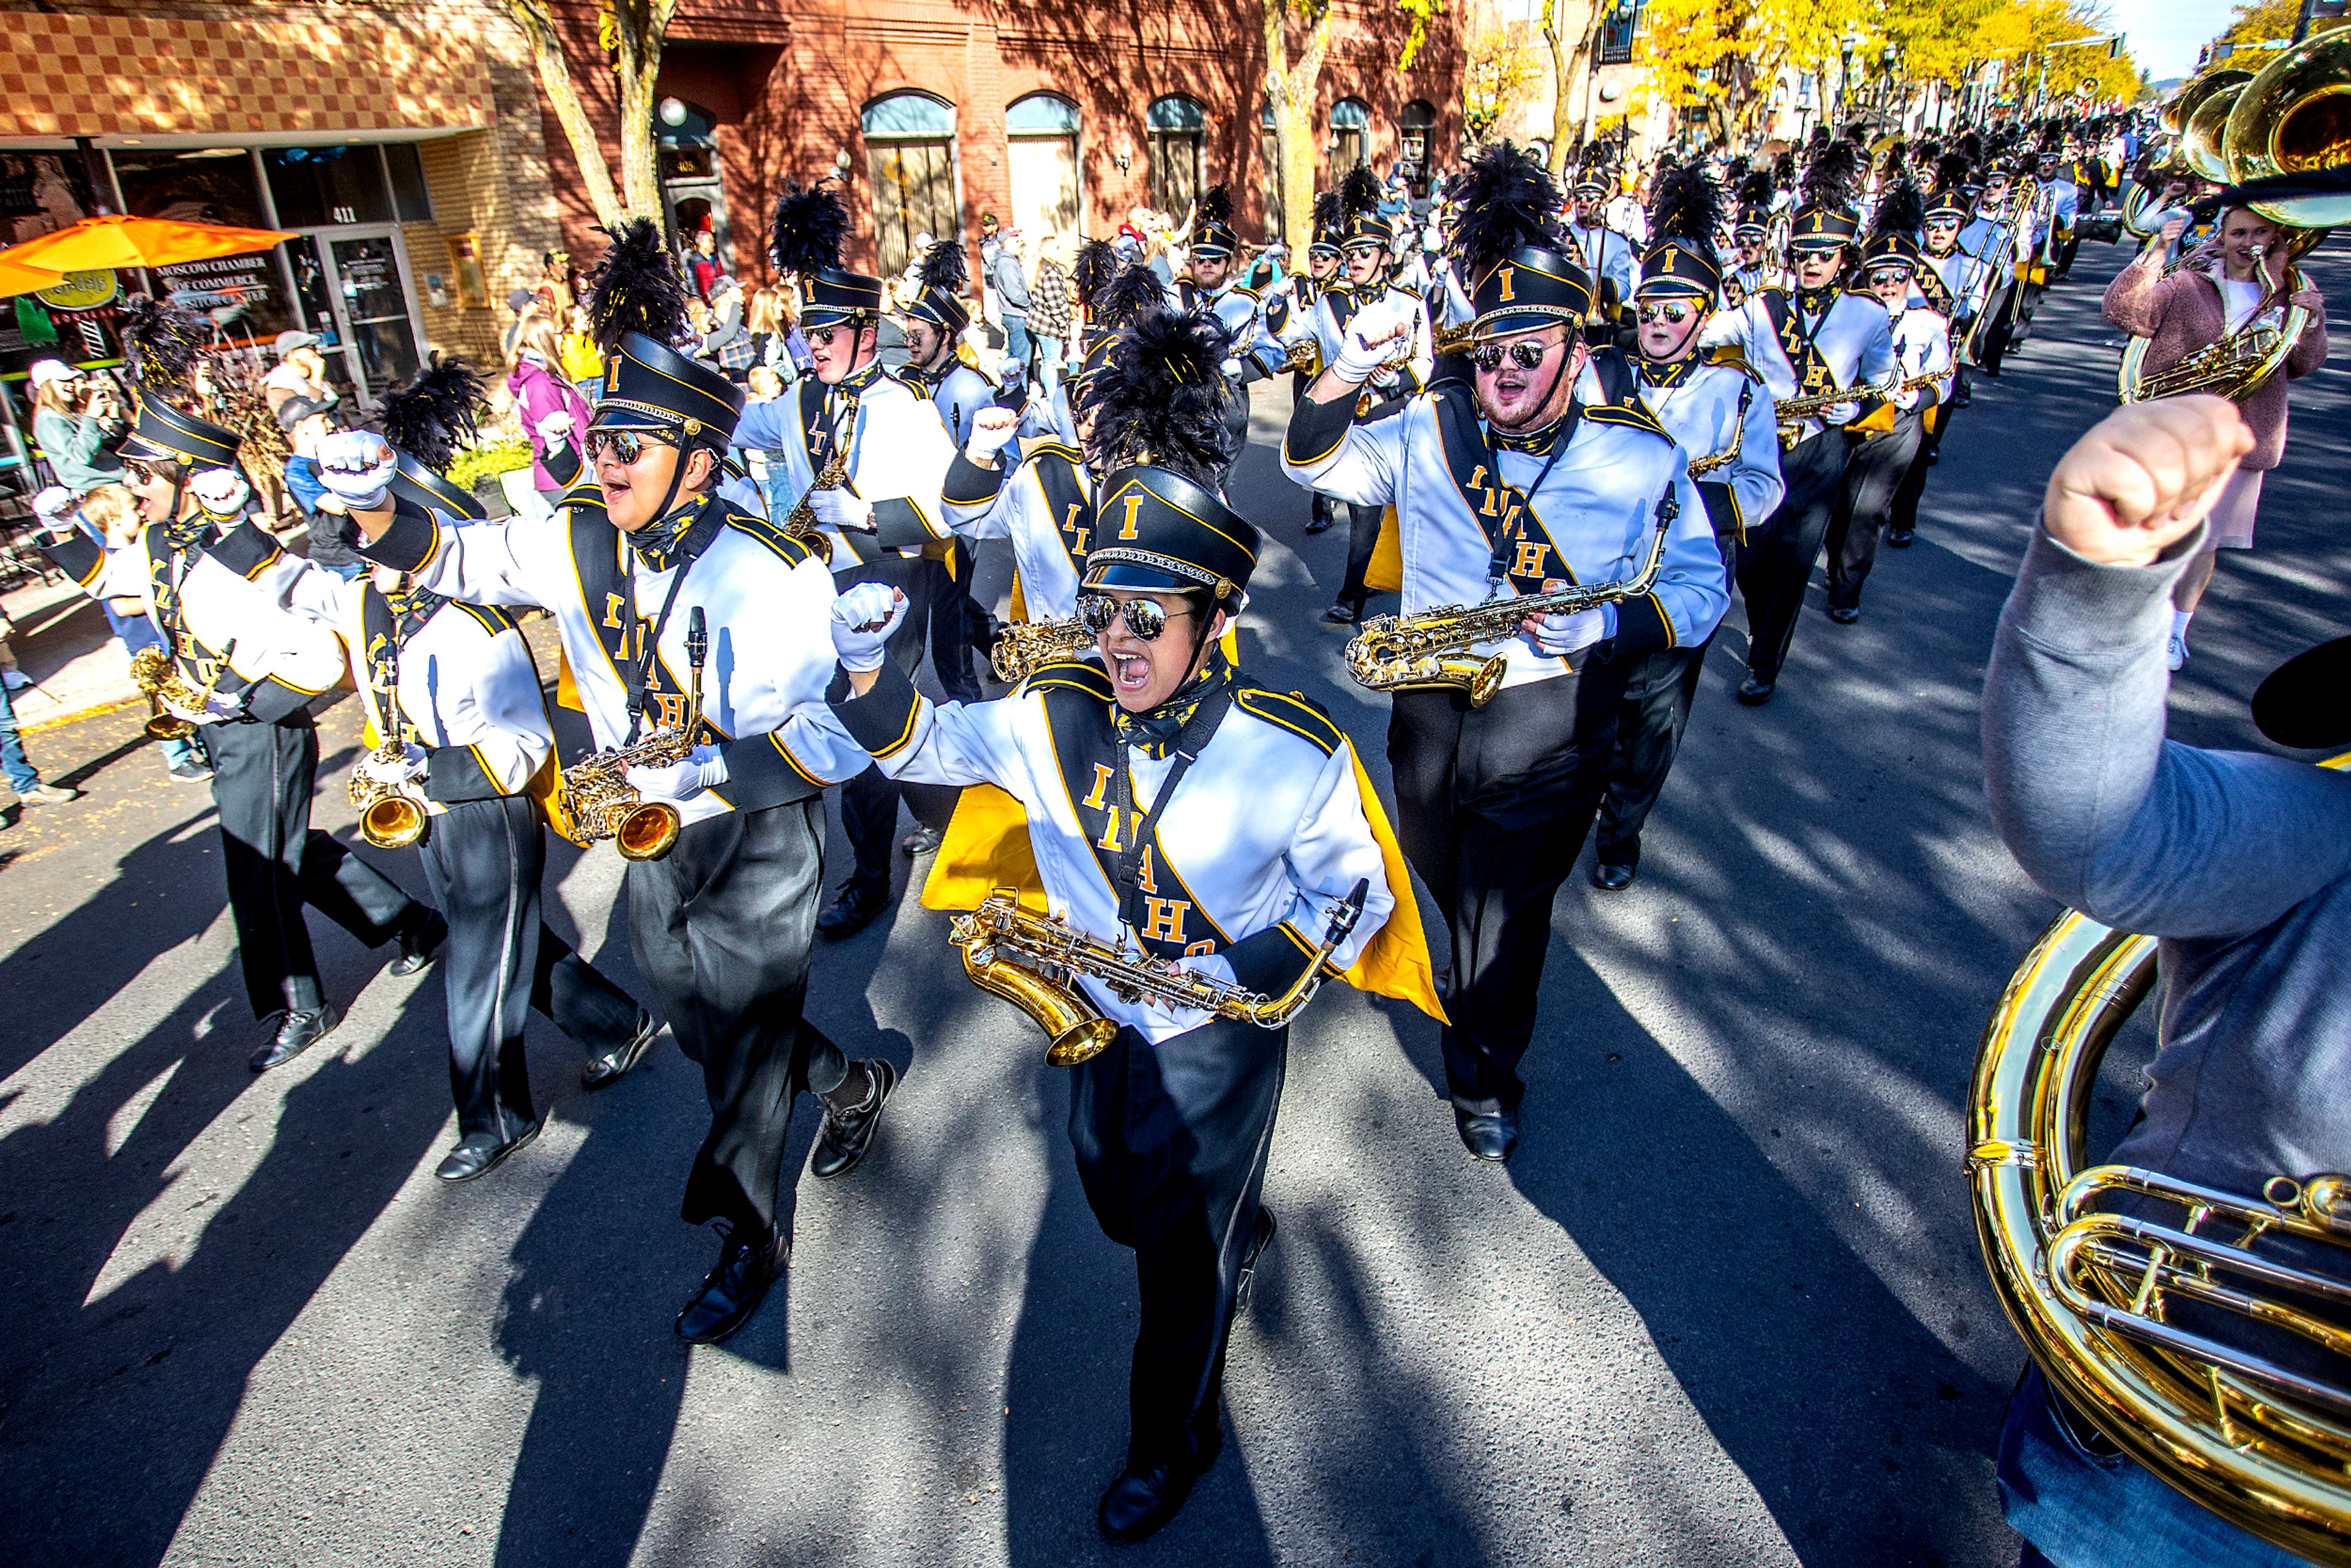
[1303,514,1333,534]
[901,825,943,857]
[582,1010,659,1090]
[1736,673,1775,706]
[675,1223,790,1345]
[1886,527,1915,547]
[1098,1460,1204,1542]
[1234,1207,1277,1311]
[1453,1105,1518,1163]
[811,1059,898,1179]
[1828,604,1861,625]
[250,1002,343,1073]
[1591,861,1637,892]
[1952,386,1973,408]
[815,883,886,941]
[435,1121,540,1182]
[1322,599,1364,625]
[389,911,448,977]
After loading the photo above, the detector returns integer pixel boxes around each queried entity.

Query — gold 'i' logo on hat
[1496,266,1517,302]
[1119,493,1146,540]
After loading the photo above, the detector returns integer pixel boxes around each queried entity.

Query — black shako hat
[2252,636,2351,749]
[581,219,745,450]
[1637,165,1724,301]
[1337,167,1390,250]
[903,239,970,337]
[1308,190,1344,259]
[772,179,883,328]
[123,389,241,469]
[1447,141,1591,339]
[1190,185,1241,260]
[1084,467,1259,604]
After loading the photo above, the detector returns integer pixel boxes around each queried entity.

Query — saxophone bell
[359,788,429,849]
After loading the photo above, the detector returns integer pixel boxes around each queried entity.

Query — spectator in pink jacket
[506,312,594,501]
[2103,204,2327,668]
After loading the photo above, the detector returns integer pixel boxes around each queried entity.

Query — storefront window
[112,147,269,228]
[265,146,393,229]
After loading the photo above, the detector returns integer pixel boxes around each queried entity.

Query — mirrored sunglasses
[1077,592,1194,641]
[1635,302,1699,325]
[1470,339,1556,372]
[585,429,678,464]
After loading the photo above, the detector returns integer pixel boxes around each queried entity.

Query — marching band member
[1959,157,2034,378]
[272,361,653,1182]
[39,364,440,1071]
[1565,162,1640,345]
[1284,143,1726,1161]
[734,181,960,940]
[1593,165,1785,893]
[1700,139,1895,705]
[332,219,890,1346]
[827,310,1428,1540]
[1176,182,1288,475]
[896,238,1004,707]
[1274,192,1351,535]
[1824,187,1951,622]
[1919,165,1981,414]
[1724,173,1787,306]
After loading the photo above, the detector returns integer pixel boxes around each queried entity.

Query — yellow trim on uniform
[770,731,831,787]
[1365,505,1402,593]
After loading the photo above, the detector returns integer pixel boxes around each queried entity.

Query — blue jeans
[0,672,39,793]
[1002,314,1032,373]
[1033,333,1063,396]
[1998,1365,2307,1568]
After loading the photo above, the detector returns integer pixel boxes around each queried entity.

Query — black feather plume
[1339,164,1382,219]
[378,353,486,473]
[120,292,209,390]
[1936,151,1974,192]
[1311,190,1343,234]
[1738,170,1777,209]
[1802,141,1864,210]
[1091,266,1169,332]
[1724,154,1751,185]
[1073,237,1117,308]
[583,219,690,352]
[918,238,967,294]
[1196,184,1234,228]
[1444,140,1564,283]
[1772,151,1798,187]
[768,179,850,277]
[1647,164,1722,252]
[1842,121,1869,145]
[1084,309,1237,487]
[1870,178,1924,241]
[1804,126,1831,154]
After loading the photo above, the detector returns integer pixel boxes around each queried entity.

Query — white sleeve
[373,505,558,610]
[1269,740,1395,973]
[443,626,552,793]
[1281,397,1406,510]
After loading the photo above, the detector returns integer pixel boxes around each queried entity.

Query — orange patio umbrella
[0,214,297,274]
[0,253,66,299]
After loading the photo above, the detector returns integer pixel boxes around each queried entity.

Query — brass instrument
[558,606,705,861]
[130,639,236,741]
[989,613,1092,685]
[1284,337,1323,375]
[1961,176,2037,366]
[2224,32,2351,228]
[1969,758,2351,1566]
[1773,368,1947,444]
[950,879,1370,1067]
[781,449,846,565]
[1344,490,1674,709]
[348,739,429,849]
[1433,321,1475,357]
[1686,407,1742,477]
[2119,255,2314,404]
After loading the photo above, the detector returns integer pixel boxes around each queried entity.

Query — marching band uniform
[1920,180,1982,411]
[1286,145,1726,1160]
[1824,226,1952,620]
[898,242,1005,706]
[42,394,437,1068]
[344,275,891,1343]
[939,414,1095,628]
[828,411,1425,1540]
[1271,193,1352,537]
[1594,178,1786,890]
[1958,165,2033,375]
[1566,168,1640,345]
[273,463,652,1178]
[1699,196,1895,703]
[1178,185,1288,476]
[737,197,961,939]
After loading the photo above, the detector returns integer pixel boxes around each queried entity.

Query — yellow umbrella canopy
[0,214,296,273]
[0,253,66,299]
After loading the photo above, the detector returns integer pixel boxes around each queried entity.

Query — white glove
[626,742,728,804]
[1147,952,1238,1019]
[1332,298,1414,384]
[318,430,397,509]
[358,742,429,785]
[1822,401,1860,427]
[167,686,244,726]
[534,411,574,450]
[830,582,907,672]
[1266,272,1297,300]
[33,485,75,536]
[1220,355,1244,380]
[189,467,251,517]
[965,408,1020,465]
[1527,602,1614,658]
[807,484,875,533]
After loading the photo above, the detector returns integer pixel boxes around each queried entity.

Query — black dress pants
[1888,404,1948,541]
[837,555,957,899]
[1069,1015,1287,1471]
[626,798,848,1234]
[1825,410,1926,612]
[203,716,422,1019]
[1974,283,2019,375]
[1333,501,1386,609]
[1734,428,1850,688]
[1388,670,1627,1113]
[416,794,642,1140]
[1595,535,1732,870]
[923,540,983,704]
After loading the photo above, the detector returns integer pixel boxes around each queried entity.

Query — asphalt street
[3,234,2345,1568]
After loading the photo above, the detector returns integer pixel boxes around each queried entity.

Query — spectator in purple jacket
[506,312,593,502]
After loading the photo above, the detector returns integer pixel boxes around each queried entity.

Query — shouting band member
[1284,142,1726,1162]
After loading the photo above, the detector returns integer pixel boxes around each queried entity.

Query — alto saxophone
[780,449,846,565]
[950,880,1370,1066]
[349,738,429,849]
[130,638,238,741]
[1686,408,1743,477]
[1772,369,1946,445]
[989,614,1093,685]
[1344,490,1676,709]
[558,606,706,861]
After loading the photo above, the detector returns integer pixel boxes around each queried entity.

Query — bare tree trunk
[607,0,679,224]
[1265,0,1339,262]
[1541,1,1591,173]
[503,0,624,228]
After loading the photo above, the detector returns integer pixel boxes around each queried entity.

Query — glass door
[326,233,422,396]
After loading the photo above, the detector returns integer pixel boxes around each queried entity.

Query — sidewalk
[2,571,141,732]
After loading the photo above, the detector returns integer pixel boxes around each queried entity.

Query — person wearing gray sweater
[1981,394,2348,1568]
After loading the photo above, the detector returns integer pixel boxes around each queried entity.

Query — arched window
[1329,97,1371,178]
[862,91,958,277]
[1398,100,1437,198]
[1147,94,1205,216]
[1007,92,1084,246]
[654,96,732,287]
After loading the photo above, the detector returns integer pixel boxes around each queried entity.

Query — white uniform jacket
[1565,222,1640,315]
[1178,277,1287,381]
[1633,353,1785,542]
[1281,353,1727,692]
[43,512,345,724]
[830,656,1394,1046]
[278,561,550,806]
[1920,245,1981,320]
[356,492,869,828]
[1699,285,1897,445]
[732,361,956,573]
[939,440,1093,623]
[1887,304,1955,410]
[1725,262,1789,306]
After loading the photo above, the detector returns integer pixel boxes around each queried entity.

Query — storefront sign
[34,269,118,311]
[156,252,283,345]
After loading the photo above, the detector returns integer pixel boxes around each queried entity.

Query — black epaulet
[1585,348,1675,442]
[1707,345,1764,382]
[1235,687,1343,756]
[1027,657,1112,703]
[207,518,285,580]
[724,508,817,568]
[1028,440,1084,466]
[449,601,520,637]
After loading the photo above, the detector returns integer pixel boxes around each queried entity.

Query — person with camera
[28,359,127,495]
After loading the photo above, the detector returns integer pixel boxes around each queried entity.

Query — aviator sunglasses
[585,429,678,464]
[1077,592,1199,642]
[1470,339,1559,373]
[1635,301,1699,325]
